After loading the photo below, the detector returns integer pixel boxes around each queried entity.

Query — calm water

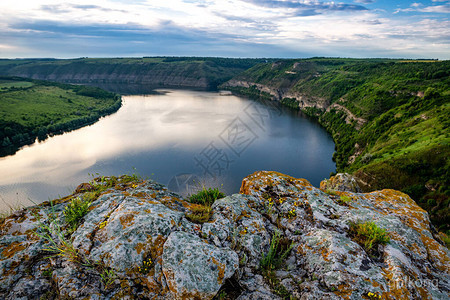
[0,90,335,211]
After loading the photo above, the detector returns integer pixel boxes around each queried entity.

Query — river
[0,89,335,211]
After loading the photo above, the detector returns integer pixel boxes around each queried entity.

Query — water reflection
[0,90,335,211]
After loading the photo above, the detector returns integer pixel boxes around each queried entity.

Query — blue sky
[0,0,449,59]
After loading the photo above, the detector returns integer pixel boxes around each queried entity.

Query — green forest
[0,76,121,156]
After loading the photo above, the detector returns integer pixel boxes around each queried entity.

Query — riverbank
[0,76,121,157]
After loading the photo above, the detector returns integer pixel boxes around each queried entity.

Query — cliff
[222,79,329,110]
[221,58,450,233]
[1,171,448,299]
[0,57,267,91]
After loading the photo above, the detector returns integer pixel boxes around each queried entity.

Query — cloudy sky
[0,0,449,59]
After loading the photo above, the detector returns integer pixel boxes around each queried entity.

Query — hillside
[0,57,268,92]
[0,76,121,157]
[222,58,450,232]
[0,171,448,299]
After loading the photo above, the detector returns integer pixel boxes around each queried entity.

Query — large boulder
[162,231,238,299]
[320,172,363,193]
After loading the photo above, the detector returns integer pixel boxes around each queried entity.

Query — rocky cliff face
[222,79,330,110]
[1,171,448,299]
[8,65,210,89]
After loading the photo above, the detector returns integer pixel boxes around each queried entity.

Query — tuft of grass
[260,231,293,271]
[260,231,294,299]
[34,213,81,263]
[64,197,92,233]
[100,267,116,288]
[0,196,24,224]
[185,185,224,223]
[42,268,53,278]
[185,204,212,224]
[188,186,225,206]
[337,195,352,206]
[324,189,338,196]
[438,232,450,249]
[348,221,390,255]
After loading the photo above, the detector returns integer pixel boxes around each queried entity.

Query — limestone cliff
[0,172,448,299]
[0,58,265,91]
[222,79,330,110]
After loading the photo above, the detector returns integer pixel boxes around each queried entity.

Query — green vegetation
[188,186,225,206]
[85,174,144,199]
[0,76,121,157]
[34,209,81,263]
[138,258,153,274]
[348,221,390,256]
[260,231,293,270]
[63,197,92,233]
[338,195,352,206]
[224,58,449,232]
[185,204,213,224]
[185,186,225,224]
[99,267,116,288]
[260,231,294,299]
[0,201,23,225]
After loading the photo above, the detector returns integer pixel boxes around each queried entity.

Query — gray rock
[0,172,448,299]
[320,173,363,193]
[162,231,239,299]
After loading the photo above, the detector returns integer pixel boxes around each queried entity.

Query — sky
[0,0,449,59]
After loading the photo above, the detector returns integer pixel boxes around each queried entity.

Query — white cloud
[0,0,449,59]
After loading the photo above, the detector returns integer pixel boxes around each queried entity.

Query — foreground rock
[0,171,448,299]
[320,172,362,193]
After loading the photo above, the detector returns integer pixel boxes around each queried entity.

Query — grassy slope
[225,58,450,231]
[0,57,269,90]
[0,77,121,156]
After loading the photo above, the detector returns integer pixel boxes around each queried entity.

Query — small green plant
[64,197,92,232]
[259,231,295,299]
[34,212,81,263]
[439,232,450,249]
[337,195,352,206]
[89,175,117,192]
[260,231,293,271]
[348,221,390,255]
[188,186,225,206]
[100,267,116,288]
[266,197,275,215]
[261,263,292,299]
[185,204,212,224]
[42,268,53,278]
[217,290,227,300]
[239,253,247,266]
[0,197,23,224]
[324,189,338,196]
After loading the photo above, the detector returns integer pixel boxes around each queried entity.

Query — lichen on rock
[0,171,448,299]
